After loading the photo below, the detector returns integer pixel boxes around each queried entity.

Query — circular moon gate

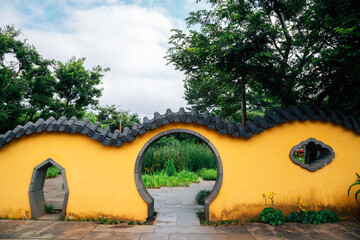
[134,129,223,221]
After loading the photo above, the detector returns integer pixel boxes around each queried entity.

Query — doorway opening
[29,158,69,220]
[135,129,222,222]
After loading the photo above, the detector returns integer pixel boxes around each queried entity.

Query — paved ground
[44,175,65,210]
[1,179,359,239]
[148,180,214,227]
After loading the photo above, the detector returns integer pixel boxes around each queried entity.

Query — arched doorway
[134,129,222,221]
[28,158,69,219]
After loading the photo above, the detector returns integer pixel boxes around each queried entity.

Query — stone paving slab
[169,233,197,240]
[289,222,360,240]
[154,225,217,234]
[242,223,285,240]
[81,231,114,240]
[140,233,169,240]
[339,219,360,235]
[112,232,142,239]
[0,220,30,235]
[26,222,74,239]
[56,222,96,239]
[92,224,155,233]
[0,221,52,239]
[270,223,313,240]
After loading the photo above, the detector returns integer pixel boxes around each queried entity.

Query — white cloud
[0,1,23,27]
[1,2,188,118]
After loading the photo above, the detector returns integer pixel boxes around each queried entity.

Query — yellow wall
[0,120,359,220]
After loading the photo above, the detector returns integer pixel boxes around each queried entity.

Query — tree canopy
[93,105,141,132]
[0,25,109,133]
[166,0,360,122]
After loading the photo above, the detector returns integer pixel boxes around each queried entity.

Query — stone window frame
[289,138,335,172]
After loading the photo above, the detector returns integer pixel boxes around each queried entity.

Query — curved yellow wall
[0,120,359,220]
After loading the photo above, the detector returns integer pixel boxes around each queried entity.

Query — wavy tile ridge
[0,105,359,148]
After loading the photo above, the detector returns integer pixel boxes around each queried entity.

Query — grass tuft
[45,203,54,214]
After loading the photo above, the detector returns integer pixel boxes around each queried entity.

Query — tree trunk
[242,84,246,126]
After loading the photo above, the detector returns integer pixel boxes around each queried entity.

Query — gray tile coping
[1,105,359,149]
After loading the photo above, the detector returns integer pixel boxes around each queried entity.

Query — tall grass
[142,141,216,174]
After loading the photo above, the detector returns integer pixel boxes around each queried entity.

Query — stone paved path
[44,175,65,210]
[1,218,359,239]
[148,180,215,227]
[1,180,359,239]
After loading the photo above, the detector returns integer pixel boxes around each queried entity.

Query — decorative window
[289,138,335,171]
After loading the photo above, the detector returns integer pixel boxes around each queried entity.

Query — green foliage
[94,104,140,132]
[46,165,61,178]
[142,136,216,173]
[287,210,338,224]
[196,189,211,205]
[258,207,285,226]
[45,203,54,214]
[53,57,109,119]
[142,170,200,188]
[166,0,360,121]
[196,211,205,224]
[97,216,107,224]
[0,25,109,134]
[165,160,176,177]
[199,168,217,180]
[348,172,360,204]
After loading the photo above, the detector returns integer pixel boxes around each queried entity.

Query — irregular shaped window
[289,138,335,171]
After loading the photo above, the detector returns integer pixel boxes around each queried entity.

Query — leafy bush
[348,172,360,204]
[196,189,211,205]
[165,160,176,176]
[142,170,199,188]
[45,203,54,214]
[258,207,285,226]
[199,168,217,180]
[46,166,61,178]
[287,210,338,224]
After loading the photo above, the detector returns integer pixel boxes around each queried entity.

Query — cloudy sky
[0,0,210,118]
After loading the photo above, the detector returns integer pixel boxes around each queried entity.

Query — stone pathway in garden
[37,174,65,221]
[148,180,215,227]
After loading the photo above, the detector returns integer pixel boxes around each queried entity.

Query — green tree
[0,25,55,132]
[53,57,109,119]
[166,0,360,121]
[0,25,110,133]
[95,105,141,132]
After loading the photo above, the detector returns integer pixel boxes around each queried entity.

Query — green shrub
[287,210,338,224]
[165,160,176,176]
[258,207,285,226]
[46,166,61,178]
[45,203,54,214]
[196,189,211,205]
[199,168,217,180]
[142,170,200,188]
